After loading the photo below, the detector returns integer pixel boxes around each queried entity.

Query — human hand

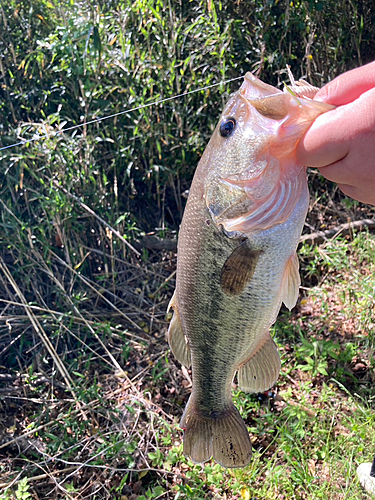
[296,61,375,206]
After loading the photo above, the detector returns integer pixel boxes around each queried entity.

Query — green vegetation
[0,0,374,498]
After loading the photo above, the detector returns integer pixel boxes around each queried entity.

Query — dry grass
[0,182,374,499]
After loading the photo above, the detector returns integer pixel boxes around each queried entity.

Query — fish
[167,72,334,468]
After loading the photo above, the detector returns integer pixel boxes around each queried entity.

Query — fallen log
[299,219,375,246]
[134,235,177,252]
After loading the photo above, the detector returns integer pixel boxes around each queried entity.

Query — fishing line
[0,76,244,152]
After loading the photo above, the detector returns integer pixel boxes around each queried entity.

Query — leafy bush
[1,0,375,229]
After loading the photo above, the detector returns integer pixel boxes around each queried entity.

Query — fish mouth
[241,72,284,101]
[242,71,320,100]
[239,72,333,121]
[239,75,291,121]
[221,73,290,127]
[240,91,290,121]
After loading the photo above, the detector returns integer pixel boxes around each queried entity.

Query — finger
[296,106,350,167]
[317,136,374,186]
[314,61,375,106]
[317,159,375,205]
[336,183,375,206]
[317,159,352,185]
[297,87,375,168]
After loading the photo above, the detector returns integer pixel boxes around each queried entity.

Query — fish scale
[167,72,335,468]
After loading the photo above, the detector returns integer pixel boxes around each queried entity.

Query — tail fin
[180,396,252,468]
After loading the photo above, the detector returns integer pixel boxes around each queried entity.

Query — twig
[53,180,141,256]
[0,419,61,451]
[153,270,176,297]
[279,396,351,433]
[0,464,185,491]
[0,466,79,489]
[0,299,146,342]
[0,395,109,451]
[49,249,150,336]
[300,219,375,245]
[0,256,76,397]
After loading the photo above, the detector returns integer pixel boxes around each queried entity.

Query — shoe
[357,456,375,497]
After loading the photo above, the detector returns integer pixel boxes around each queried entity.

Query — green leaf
[93,25,102,56]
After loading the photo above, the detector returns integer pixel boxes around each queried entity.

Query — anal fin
[281,252,301,310]
[238,332,280,393]
[167,291,191,368]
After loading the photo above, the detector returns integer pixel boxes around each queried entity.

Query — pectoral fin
[167,292,191,367]
[238,332,281,393]
[220,242,261,296]
[280,252,301,310]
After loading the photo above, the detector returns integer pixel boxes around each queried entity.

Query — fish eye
[220,117,236,137]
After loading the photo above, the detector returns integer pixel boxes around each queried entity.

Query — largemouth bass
[167,73,334,468]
